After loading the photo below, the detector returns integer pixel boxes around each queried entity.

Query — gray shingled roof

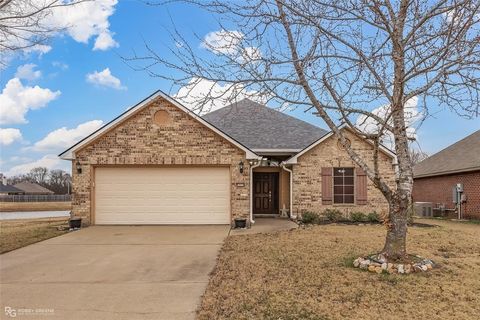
[14,182,54,194]
[202,99,328,150]
[414,129,480,178]
[0,184,24,194]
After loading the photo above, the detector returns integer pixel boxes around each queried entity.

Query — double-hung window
[333,167,354,204]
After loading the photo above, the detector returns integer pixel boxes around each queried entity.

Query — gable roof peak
[203,99,328,150]
[59,90,259,160]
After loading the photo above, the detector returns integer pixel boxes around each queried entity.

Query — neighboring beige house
[13,182,54,195]
[60,91,396,226]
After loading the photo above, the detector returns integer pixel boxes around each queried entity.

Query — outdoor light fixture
[238,161,244,174]
[76,161,82,174]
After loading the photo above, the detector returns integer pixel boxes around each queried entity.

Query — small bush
[367,211,381,223]
[323,209,343,222]
[350,211,367,222]
[302,211,319,224]
[341,253,358,268]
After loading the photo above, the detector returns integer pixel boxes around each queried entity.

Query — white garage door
[94,167,230,225]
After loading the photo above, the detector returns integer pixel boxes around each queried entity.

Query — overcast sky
[0,1,478,177]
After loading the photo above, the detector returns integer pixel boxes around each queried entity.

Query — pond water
[0,211,70,220]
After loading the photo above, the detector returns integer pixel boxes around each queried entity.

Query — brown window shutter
[321,167,333,205]
[356,167,367,205]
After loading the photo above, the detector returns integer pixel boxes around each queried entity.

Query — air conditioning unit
[414,202,433,217]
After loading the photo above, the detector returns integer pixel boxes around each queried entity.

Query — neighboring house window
[333,167,354,204]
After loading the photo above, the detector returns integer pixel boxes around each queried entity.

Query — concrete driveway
[0,225,230,320]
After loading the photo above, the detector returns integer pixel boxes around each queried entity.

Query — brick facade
[292,129,396,218]
[71,96,250,225]
[413,171,480,219]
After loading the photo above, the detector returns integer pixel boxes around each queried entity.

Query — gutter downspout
[281,163,295,219]
[249,159,262,225]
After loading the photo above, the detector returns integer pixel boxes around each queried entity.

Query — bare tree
[0,0,85,65]
[409,149,429,166]
[26,167,49,185]
[6,174,28,185]
[127,0,480,261]
[49,169,71,194]
[7,168,71,194]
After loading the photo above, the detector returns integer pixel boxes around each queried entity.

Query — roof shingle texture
[0,185,24,194]
[202,99,328,150]
[414,129,480,177]
[13,182,54,194]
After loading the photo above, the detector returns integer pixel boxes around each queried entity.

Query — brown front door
[253,172,279,215]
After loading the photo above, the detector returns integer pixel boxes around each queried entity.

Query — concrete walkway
[0,225,229,320]
[230,217,298,236]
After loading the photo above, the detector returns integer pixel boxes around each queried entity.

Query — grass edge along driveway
[197,219,480,320]
[0,218,68,254]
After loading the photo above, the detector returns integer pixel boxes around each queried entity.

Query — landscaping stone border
[353,254,435,274]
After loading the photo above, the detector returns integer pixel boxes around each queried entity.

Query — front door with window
[253,172,279,215]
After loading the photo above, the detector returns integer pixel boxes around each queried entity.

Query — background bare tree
[26,166,49,185]
[409,149,429,166]
[128,0,479,261]
[7,167,71,194]
[48,169,71,194]
[0,0,85,65]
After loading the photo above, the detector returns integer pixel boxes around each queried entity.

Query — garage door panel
[94,167,230,225]
[95,205,229,213]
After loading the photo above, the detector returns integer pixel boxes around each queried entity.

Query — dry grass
[198,219,480,320]
[0,201,72,212]
[0,218,69,253]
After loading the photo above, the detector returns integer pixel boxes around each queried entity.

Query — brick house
[60,91,396,226]
[13,182,54,195]
[413,130,480,219]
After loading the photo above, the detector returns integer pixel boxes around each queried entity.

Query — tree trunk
[382,189,411,260]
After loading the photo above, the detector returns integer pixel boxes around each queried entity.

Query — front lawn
[198,219,480,319]
[0,218,69,254]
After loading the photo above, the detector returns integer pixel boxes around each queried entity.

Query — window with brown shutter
[321,167,333,205]
[333,167,355,204]
[355,167,368,205]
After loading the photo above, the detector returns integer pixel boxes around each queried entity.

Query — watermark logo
[4,306,54,317]
[4,307,16,318]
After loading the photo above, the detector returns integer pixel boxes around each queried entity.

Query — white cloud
[52,61,69,70]
[0,0,118,66]
[86,68,126,90]
[0,78,61,125]
[31,120,104,152]
[4,154,69,176]
[22,44,52,55]
[47,0,118,50]
[201,30,261,63]
[202,30,244,55]
[93,30,119,51]
[355,97,423,148]
[15,64,41,81]
[0,128,22,146]
[174,77,269,115]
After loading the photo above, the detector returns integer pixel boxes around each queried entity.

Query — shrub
[350,211,367,222]
[323,209,343,222]
[367,211,381,223]
[341,253,358,268]
[302,211,318,224]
